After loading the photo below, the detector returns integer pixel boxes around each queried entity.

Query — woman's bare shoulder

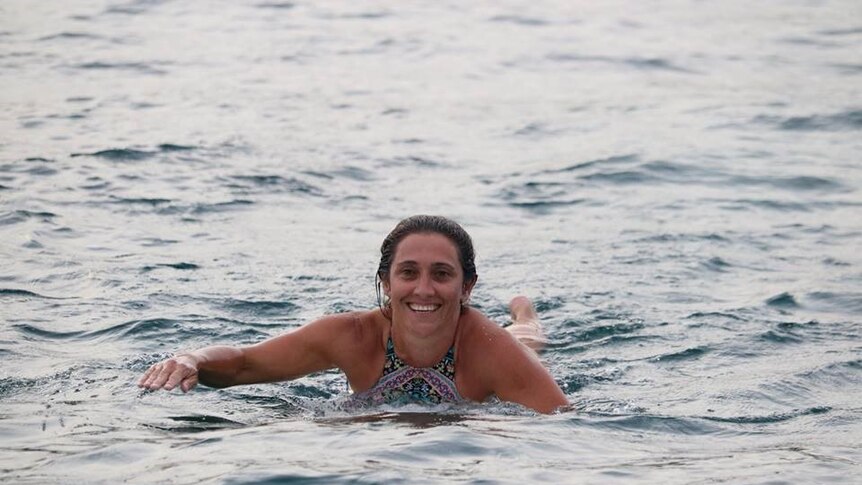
[309,309,387,341]
[457,308,539,370]
[458,308,509,342]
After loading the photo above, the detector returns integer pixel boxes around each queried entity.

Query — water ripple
[652,346,710,363]
[547,54,697,73]
[0,210,57,226]
[701,406,831,424]
[754,110,862,131]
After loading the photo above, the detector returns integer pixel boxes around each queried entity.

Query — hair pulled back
[376,215,477,313]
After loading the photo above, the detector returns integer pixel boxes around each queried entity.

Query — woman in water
[138,215,568,413]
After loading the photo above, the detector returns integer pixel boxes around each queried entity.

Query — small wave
[0,288,68,299]
[71,61,168,75]
[759,330,804,344]
[109,195,172,206]
[534,296,565,313]
[226,175,323,195]
[818,27,862,36]
[144,414,247,433]
[560,366,626,392]
[15,319,175,341]
[730,174,845,192]
[137,237,179,247]
[386,156,444,169]
[720,198,810,212]
[797,359,862,385]
[322,11,391,20]
[579,170,661,185]
[38,32,103,41]
[14,323,86,340]
[189,199,254,215]
[221,298,299,318]
[18,317,269,344]
[625,57,695,73]
[103,1,165,16]
[72,148,155,161]
[255,2,296,10]
[754,110,862,131]
[779,36,839,47]
[158,143,196,152]
[489,15,551,26]
[540,154,640,174]
[636,233,731,244]
[701,406,831,424]
[653,346,709,363]
[0,161,58,176]
[684,311,744,321]
[70,142,188,161]
[0,210,57,226]
[700,257,731,272]
[822,257,850,266]
[569,322,645,343]
[771,175,843,191]
[831,63,862,75]
[548,54,695,73]
[512,121,563,137]
[585,414,725,436]
[766,292,800,309]
[141,262,200,272]
[506,199,588,213]
[805,291,862,314]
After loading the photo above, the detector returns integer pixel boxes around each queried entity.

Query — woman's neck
[389,322,457,368]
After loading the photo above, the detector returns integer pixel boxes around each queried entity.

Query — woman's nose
[414,273,434,295]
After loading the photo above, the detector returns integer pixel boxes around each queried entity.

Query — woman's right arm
[137,312,363,392]
[137,346,244,392]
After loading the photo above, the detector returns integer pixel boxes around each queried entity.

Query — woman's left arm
[463,313,569,414]
[490,337,569,413]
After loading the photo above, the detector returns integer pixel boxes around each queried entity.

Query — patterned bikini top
[352,336,463,406]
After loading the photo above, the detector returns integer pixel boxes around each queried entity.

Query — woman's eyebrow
[430,262,456,270]
[394,261,455,269]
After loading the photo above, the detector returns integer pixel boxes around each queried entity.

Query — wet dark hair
[376,215,478,314]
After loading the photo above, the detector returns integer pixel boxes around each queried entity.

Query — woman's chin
[394,308,456,336]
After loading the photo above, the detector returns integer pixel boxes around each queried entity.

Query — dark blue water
[2,1,861,483]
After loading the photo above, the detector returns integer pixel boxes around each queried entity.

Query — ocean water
[2,0,861,483]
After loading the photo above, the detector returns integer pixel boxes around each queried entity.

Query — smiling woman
[138,215,569,413]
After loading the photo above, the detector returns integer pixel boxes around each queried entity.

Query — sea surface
[2,0,861,483]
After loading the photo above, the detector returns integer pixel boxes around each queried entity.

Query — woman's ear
[461,276,477,302]
[381,275,391,297]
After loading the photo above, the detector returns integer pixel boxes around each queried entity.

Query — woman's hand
[138,354,200,392]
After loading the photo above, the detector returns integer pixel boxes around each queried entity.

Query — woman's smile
[407,303,441,313]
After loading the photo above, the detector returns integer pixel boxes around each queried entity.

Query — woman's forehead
[393,233,459,263]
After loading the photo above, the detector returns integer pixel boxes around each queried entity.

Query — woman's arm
[137,312,363,392]
[461,305,569,414]
[489,337,569,413]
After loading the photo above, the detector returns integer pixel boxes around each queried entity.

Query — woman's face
[383,232,474,338]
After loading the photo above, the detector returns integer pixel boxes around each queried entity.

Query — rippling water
[2,0,861,483]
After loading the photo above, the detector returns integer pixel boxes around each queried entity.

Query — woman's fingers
[139,363,164,389]
[163,361,195,391]
[180,374,198,393]
[137,365,155,387]
[138,358,198,391]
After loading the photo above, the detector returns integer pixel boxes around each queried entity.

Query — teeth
[408,303,439,312]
